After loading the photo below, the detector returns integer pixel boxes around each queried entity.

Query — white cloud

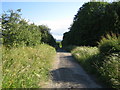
[35,18,73,40]
[53,35,63,40]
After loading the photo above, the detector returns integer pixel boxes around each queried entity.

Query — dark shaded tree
[62,1,120,47]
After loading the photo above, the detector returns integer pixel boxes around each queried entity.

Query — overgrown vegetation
[62,1,120,89]
[70,34,120,89]
[62,1,120,47]
[1,9,56,88]
[98,33,120,54]
[2,44,56,88]
[2,9,56,47]
[0,23,1,89]
[56,41,62,49]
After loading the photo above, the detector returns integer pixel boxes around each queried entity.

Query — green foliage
[56,41,62,49]
[71,34,120,89]
[0,46,2,89]
[40,25,56,47]
[2,9,56,47]
[98,33,120,54]
[71,46,120,89]
[57,41,62,48]
[72,46,99,60]
[2,9,57,88]
[2,44,56,88]
[64,45,77,52]
[99,53,120,88]
[62,2,120,88]
[62,1,120,47]
[71,46,99,72]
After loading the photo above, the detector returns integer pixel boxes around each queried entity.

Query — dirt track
[48,49,101,88]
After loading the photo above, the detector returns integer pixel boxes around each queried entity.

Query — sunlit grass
[0,45,2,89]
[71,46,119,89]
[2,44,56,88]
[72,46,99,63]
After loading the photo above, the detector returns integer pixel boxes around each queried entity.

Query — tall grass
[0,45,2,89]
[71,46,100,73]
[72,46,99,62]
[98,33,120,54]
[71,34,120,89]
[2,44,56,88]
[72,46,119,88]
[99,53,120,88]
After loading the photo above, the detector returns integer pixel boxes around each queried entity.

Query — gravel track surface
[48,49,101,88]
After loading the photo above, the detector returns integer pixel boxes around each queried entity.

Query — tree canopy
[2,9,56,47]
[62,1,120,47]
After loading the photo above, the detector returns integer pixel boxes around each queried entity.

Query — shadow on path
[50,49,101,88]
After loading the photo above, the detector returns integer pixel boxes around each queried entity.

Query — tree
[2,9,56,47]
[62,1,120,47]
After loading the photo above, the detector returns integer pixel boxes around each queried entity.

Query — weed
[2,44,56,88]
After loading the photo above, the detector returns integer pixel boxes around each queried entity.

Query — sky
[1,0,91,40]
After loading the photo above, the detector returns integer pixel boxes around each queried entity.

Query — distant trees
[62,1,120,47]
[2,9,56,47]
[39,25,56,46]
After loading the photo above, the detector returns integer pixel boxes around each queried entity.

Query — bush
[71,45,120,89]
[2,9,56,47]
[64,45,76,52]
[0,46,2,89]
[71,46,99,72]
[99,53,120,88]
[2,10,41,47]
[2,44,56,88]
[98,34,120,54]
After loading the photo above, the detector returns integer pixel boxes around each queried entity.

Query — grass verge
[71,46,119,89]
[2,44,56,88]
[0,45,2,89]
